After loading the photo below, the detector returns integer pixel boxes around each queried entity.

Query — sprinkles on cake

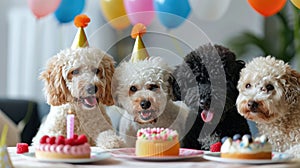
[137,128,178,141]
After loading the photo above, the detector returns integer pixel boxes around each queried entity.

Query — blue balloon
[54,0,85,23]
[154,0,191,29]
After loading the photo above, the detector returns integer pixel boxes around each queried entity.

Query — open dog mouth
[78,96,98,108]
[138,110,156,121]
[201,109,214,123]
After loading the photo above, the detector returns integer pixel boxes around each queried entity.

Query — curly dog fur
[33,47,124,149]
[237,56,300,158]
[172,44,250,150]
[111,57,189,147]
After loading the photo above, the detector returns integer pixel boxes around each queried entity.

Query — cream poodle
[33,47,124,149]
[111,57,189,147]
[236,56,300,158]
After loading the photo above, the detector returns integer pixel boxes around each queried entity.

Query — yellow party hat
[1,125,14,168]
[130,23,150,62]
[71,14,91,49]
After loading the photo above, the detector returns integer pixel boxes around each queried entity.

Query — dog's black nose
[199,98,210,110]
[140,100,151,109]
[86,84,98,94]
[248,100,258,111]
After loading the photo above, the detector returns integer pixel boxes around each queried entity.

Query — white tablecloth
[7,147,300,168]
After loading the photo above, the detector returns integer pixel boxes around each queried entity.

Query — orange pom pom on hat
[71,14,91,49]
[130,23,150,62]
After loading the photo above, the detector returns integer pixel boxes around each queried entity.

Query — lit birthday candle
[67,109,74,139]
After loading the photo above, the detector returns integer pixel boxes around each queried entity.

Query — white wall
[0,0,27,97]
[0,1,8,96]
[0,0,263,100]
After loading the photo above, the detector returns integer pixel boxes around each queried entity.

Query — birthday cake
[220,134,272,160]
[35,134,91,159]
[135,128,180,157]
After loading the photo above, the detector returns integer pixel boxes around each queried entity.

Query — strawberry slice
[210,142,222,152]
[16,143,29,154]
[47,136,56,145]
[56,136,65,145]
[40,135,49,144]
[65,138,75,146]
[76,134,88,145]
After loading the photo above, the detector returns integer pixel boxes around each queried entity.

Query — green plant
[227,2,300,65]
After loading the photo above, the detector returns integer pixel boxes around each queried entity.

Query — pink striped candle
[67,110,74,139]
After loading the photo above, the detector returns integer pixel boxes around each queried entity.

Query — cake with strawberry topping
[35,134,91,159]
[135,128,179,157]
[220,134,272,159]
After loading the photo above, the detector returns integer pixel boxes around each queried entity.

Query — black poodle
[173,44,251,150]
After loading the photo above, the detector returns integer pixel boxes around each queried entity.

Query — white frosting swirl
[221,135,272,153]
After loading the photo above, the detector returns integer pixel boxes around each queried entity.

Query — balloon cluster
[100,0,300,30]
[27,0,85,23]
[27,0,300,29]
[100,0,234,30]
[25,0,233,29]
[100,0,192,30]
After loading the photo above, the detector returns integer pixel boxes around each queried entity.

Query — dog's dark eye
[245,83,251,89]
[72,69,80,75]
[93,68,100,74]
[149,84,159,91]
[130,86,137,92]
[266,84,274,91]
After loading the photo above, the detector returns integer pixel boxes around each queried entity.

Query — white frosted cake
[221,134,272,160]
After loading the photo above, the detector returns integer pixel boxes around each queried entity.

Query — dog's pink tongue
[84,97,97,106]
[141,111,151,118]
[201,110,214,123]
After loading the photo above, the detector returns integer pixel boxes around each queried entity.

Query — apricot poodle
[33,47,124,149]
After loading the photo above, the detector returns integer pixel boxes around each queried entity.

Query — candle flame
[68,109,74,115]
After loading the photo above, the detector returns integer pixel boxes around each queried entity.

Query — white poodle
[33,47,124,149]
[111,57,189,147]
[236,56,300,158]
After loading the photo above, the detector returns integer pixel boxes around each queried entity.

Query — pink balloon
[124,0,155,26]
[27,0,61,19]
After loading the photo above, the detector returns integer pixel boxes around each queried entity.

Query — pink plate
[110,148,204,161]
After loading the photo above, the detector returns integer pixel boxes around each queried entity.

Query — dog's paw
[96,130,126,149]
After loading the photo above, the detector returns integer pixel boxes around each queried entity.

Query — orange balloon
[248,0,287,17]
[100,0,130,30]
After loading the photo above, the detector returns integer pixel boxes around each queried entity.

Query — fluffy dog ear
[288,68,300,84]
[39,56,71,106]
[282,67,300,105]
[99,55,115,106]
[231,60,245,88]
[111,74,122,108]
[168,74,180,101]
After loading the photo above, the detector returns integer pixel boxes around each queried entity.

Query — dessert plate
[22,151,111,163]
[110,148,203,161]
[203,151,220,156]
[203,152,293,164]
